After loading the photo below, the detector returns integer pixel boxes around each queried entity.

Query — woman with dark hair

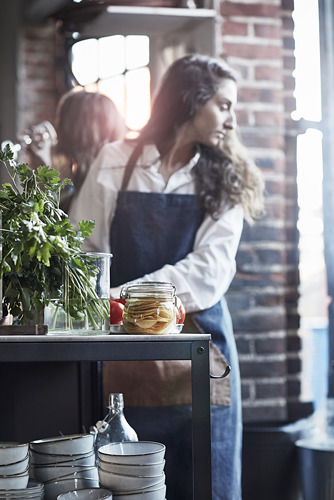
[24,88,127,212]
[70,53,265,500]
[54,89,127,194]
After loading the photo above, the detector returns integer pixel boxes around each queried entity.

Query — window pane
[293,0,321,121]
[125,67,151,130]
[125,36,150,70]
[71,34,151,131]
[99,35,126,79]
[98,76,126,117]
[72,39,99,85]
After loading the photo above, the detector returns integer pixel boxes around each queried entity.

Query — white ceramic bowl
[30,434,94,456]
[98,469,165,492]
[0,442,29,466]
[0,471,29,489]
[98,459,165,476]
[112,484,166,500]
[57,488,113,499]
[31,464,98,482]
[0,453,29,475]
[44,476,99,499]
[98,442,166,465]
[30,449,95,466]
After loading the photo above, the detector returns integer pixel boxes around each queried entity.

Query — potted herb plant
[0,144,110,331]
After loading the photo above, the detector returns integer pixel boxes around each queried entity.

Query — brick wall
[17,0,309,423]
[18,23,58,132]
[17,21,64,164]
[221,0,310,421]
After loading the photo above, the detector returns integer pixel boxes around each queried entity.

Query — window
[66,6,216,132]
[71,34,151,131]
[293,0,328,410]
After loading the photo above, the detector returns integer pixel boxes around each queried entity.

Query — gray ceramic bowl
[0,443,29,466]
[30,434,94,456]
[98,442,166,466]
[0,453,29,475]
[30,448,95,466]
[44,476,99,499]
[98,469,165,492]
[0,480,44,498]
[112,484,166,500]
[0,471,29,490]
[57,488,113,500]
[31,464,98,483]
[98,459,165,477]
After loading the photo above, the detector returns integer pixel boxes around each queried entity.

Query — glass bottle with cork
[92,392,138,465]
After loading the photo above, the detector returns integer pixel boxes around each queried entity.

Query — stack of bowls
[0,480,44,499]
[57,488,113,499]
[98,442,166,500]
[29,434,98,499]
[0,442,29,491]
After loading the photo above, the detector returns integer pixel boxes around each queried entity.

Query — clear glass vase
[44,252,112,334]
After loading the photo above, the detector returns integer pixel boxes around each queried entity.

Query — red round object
[115,298,126,305]
[110,300,125,325]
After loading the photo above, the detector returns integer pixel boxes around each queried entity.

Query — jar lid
[121,281,176,299]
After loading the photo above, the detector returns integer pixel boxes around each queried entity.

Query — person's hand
[19,121,57,167]
[0,314,12,326]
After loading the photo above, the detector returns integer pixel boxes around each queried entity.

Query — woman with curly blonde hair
[70,53,265,500]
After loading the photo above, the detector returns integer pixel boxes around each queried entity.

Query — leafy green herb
[0,144,109,327]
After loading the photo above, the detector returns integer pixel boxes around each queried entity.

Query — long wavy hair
[123,53,265,223]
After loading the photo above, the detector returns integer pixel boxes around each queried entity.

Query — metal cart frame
[0,333,212,500]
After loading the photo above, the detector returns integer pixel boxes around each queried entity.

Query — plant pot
[296,437,334,500]
[242,417,316,500]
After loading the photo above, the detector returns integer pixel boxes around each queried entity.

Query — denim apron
[106,190,242,500]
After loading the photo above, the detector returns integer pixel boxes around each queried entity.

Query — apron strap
[120,144,142,191]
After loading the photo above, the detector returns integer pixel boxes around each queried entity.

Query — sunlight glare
[71,34,151,131]
[292,0,322,121]
[72,39,99,86]
[99,36,126,79]
[125,36,150,70]
[98,76,126,117]
[125,67,151,131]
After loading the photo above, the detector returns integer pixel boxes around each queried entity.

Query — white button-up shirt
[69,140,244,313]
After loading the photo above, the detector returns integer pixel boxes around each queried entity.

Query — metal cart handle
[210,365,231,379]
